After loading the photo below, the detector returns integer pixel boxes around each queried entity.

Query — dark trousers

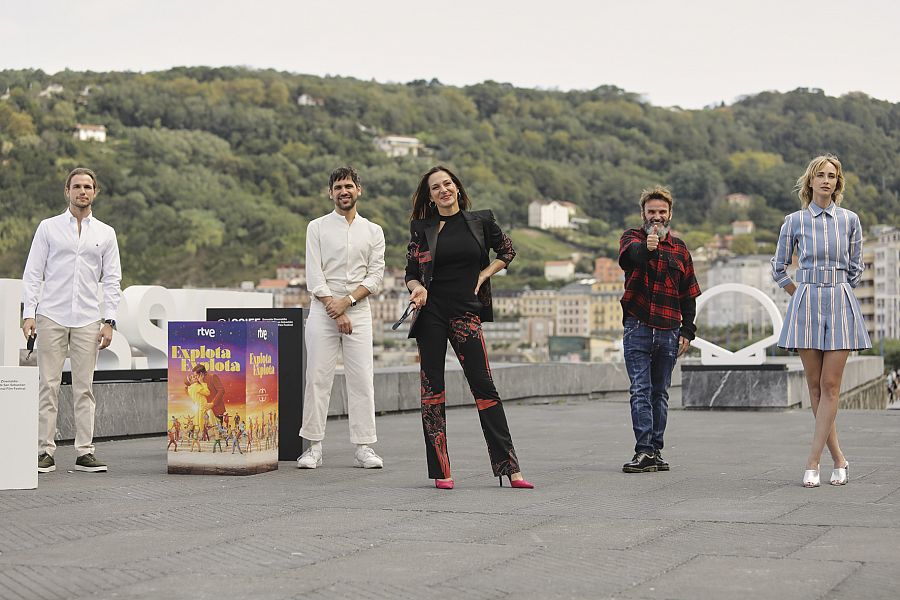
[622,317,679,454]
[416,302,519,479]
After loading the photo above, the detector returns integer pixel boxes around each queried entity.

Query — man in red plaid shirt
[618,186,701,473]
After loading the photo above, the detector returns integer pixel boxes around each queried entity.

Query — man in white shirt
[22,167,122,474]
[297,166,386,469]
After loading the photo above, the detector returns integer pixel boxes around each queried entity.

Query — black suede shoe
[654,451,670,471]
[623,452,658,473]
[75,453,107,472]
[38,452,55,473]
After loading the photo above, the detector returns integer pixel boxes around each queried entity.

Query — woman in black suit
[405,165,533,490]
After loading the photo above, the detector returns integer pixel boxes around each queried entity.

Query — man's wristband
[347,293,358,307]
[103,319,116,327]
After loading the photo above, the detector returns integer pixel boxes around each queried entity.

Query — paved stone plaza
[2,396,899,600]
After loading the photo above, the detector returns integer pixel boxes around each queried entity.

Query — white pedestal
[0,366,38,489]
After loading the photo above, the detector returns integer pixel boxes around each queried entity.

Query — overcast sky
[2,0,897,109]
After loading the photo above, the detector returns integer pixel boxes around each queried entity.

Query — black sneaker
[75,453,108,472]
[654,451,670,471]
[38,452,56,473]
[623,452,658,473]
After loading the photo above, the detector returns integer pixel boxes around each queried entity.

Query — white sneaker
[354,446,383,469]
[296,447,323,469]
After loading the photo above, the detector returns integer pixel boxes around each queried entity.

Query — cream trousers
[299,301,377,445]
[36,315,101,457]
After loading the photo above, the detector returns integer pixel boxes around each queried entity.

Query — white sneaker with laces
[296,447,323,469]
[354,446,383,469]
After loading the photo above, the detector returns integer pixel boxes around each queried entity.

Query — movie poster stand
[167,321,278,475]
[206,308,306,461]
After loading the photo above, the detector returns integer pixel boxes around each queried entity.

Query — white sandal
[802,466,820,488]
[830,462,849,486]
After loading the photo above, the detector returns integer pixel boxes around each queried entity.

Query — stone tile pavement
[2,396,899,600]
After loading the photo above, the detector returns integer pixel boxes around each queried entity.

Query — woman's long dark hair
[410,165,472,220]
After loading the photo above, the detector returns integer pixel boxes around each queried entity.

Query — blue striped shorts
[778,282,872,351]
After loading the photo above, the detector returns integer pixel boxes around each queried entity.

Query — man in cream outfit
[22,167,122,473]
[297,166,385,469]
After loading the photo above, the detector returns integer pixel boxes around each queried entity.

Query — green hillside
[511,228,587,258]
[1,67,897,287]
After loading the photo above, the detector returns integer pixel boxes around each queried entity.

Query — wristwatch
[103,319,116,327]
[347,293,358,307]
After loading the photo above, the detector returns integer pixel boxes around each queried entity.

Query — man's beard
[335,196,357,211]
[643,218,670,238]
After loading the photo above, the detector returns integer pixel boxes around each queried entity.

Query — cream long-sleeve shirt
[22,210,122,327]
[305,211,385,300]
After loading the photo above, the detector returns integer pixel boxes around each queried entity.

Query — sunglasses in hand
[26,333,37,360]
[392,302,417,330]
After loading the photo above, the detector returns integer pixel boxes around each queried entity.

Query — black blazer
[404,209,516,338]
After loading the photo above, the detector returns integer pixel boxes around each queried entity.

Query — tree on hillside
[0,68,897,287]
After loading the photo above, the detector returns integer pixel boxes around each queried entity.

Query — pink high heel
[434,479,454,489]
[499,475,534,489]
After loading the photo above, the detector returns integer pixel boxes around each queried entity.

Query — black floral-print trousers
[415,299,520,480]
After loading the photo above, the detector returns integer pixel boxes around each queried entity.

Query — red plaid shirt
[618,228,701,337]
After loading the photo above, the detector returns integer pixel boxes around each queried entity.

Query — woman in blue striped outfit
[771,154,871,488]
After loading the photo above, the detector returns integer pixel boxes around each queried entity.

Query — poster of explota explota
[166,321,279,475]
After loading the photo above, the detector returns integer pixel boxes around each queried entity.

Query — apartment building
[520,289,558,319]
[873,227,900,341]
[857,247,876,342]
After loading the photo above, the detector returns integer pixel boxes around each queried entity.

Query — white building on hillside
[726,193,752,209]
[528,200,570,229]
[545,260,575,281]
[297,94,324,107]
[732,220,755,235]
[73,124,107,143]
[39,84,64,98]
[374,135,425,157]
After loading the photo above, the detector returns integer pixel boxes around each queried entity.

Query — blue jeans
[623,317,679,454]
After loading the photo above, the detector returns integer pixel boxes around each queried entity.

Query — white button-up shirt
[22,210,122,327]
[306,211,385,300]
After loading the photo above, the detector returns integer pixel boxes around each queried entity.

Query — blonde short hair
[795,154,844,208]
[639,185,674,211]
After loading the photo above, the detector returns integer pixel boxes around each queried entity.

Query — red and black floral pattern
[492,230,515,265]
[422,405,450,478]
[406,237,431,288]
[492,450,520,477]
[420,368,451,478]
[449,313,482,346]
